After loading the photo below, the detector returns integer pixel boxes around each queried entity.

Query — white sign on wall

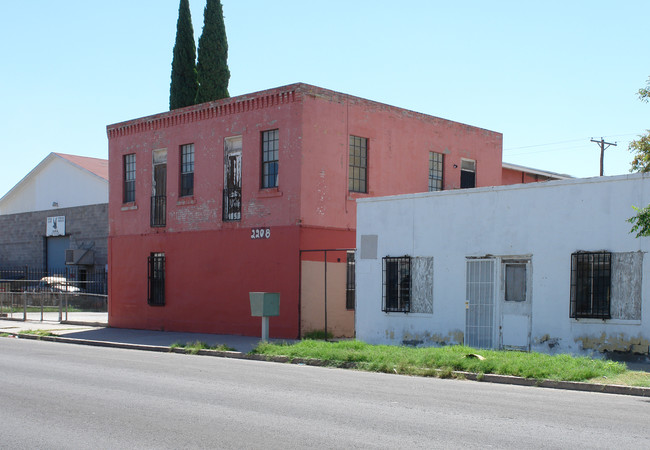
[46,216,66,237]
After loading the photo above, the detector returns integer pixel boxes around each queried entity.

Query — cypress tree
[169,0,198,110]
[196,0,230,103]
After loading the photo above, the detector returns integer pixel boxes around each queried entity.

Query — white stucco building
[0,153,108,215]
[355,173,650,357]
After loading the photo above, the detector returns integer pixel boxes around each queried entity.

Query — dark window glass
[570,252,611,319]
[429,152,444,191]
[148,252,165,306]
[151,159,167,227]
[382,256,411,312]
[460,159,476,189]
[123,154,136,203]
[349,136,368,193]
[180,144,194,197]
[261,130,279,188]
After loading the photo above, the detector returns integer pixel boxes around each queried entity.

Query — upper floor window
[151,149,167,227]
[349,136,368,193]
[382,256,411,313]
[261,129,279,188]
[460,159,476,189]
[223,136,242,221]
[123,154,136,203]
[570,251,611,319]
[180,144,194,197]
[429,152,444,191]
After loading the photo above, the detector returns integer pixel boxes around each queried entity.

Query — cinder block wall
[0,204,108,270]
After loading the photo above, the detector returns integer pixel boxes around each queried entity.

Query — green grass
[587,371,650,387]
[252,340,638,383]
[17,329,57,337]
[170,341,237,354]
[302,329,334,340]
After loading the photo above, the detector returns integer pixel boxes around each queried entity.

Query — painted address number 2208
[251,228,271,240]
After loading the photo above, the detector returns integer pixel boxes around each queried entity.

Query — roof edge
[106,82,503,139]
[502,162,573,179]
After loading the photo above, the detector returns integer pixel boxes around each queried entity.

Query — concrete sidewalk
[4,317,650,397]
[0,318,292,354]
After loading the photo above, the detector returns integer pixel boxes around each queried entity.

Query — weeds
[170,341,236,354]
[252,340,634,383]
[302,330,334,340]
[18,329,56,337]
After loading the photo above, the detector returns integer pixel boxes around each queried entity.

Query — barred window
[570,251,611,319]
[148,252,165,306]
[123,154,136,203]
[429,152,443,191]
[261,129,279,188]
[346,251,355,310]
[349,136,368,193]
[382,256,411,313]
[180,144,194,197]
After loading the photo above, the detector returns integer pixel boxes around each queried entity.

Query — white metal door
[499,259,532,351]
[465,259,496,349]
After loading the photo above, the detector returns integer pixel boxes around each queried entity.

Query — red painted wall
[109,226,301,337]
[107,83,504,338]
[502,167,557,185]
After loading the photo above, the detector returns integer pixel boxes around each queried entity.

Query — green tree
[629,77,650,172]
[170,0,198,110]
[628,77,650,236]
[195,0,230,103]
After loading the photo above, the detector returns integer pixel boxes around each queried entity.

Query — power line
[504,138,586,151]
[506,144,594,157]
[504,133,638,154]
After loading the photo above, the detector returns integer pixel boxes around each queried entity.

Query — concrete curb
[10,332,650,398]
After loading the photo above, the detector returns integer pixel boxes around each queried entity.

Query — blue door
[47,236,70,273]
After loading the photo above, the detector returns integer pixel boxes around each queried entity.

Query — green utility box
[249,292,280,317]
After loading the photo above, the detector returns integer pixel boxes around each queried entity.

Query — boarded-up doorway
[300,249,355,338]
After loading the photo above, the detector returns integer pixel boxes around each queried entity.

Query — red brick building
[107,83,503,338]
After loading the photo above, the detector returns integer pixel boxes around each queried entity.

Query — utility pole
[591,137,617,176]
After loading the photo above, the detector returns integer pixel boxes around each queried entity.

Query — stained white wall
[0,156,107,214]
[355,173,650,356]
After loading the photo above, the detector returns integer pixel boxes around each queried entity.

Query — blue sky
[1,0,647,196]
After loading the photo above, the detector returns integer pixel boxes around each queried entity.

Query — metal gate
[465,259,495,349]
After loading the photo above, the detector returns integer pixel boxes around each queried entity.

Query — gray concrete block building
[0,153,108,283]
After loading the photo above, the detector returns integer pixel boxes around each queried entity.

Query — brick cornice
[106,85,301,139]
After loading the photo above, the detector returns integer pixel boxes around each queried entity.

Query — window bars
[570,251,611,319]
[148,253,165,306]
[150,195,166,227]
[382,256,411,312]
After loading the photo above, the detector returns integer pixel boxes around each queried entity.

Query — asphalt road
[1,338,648,449]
